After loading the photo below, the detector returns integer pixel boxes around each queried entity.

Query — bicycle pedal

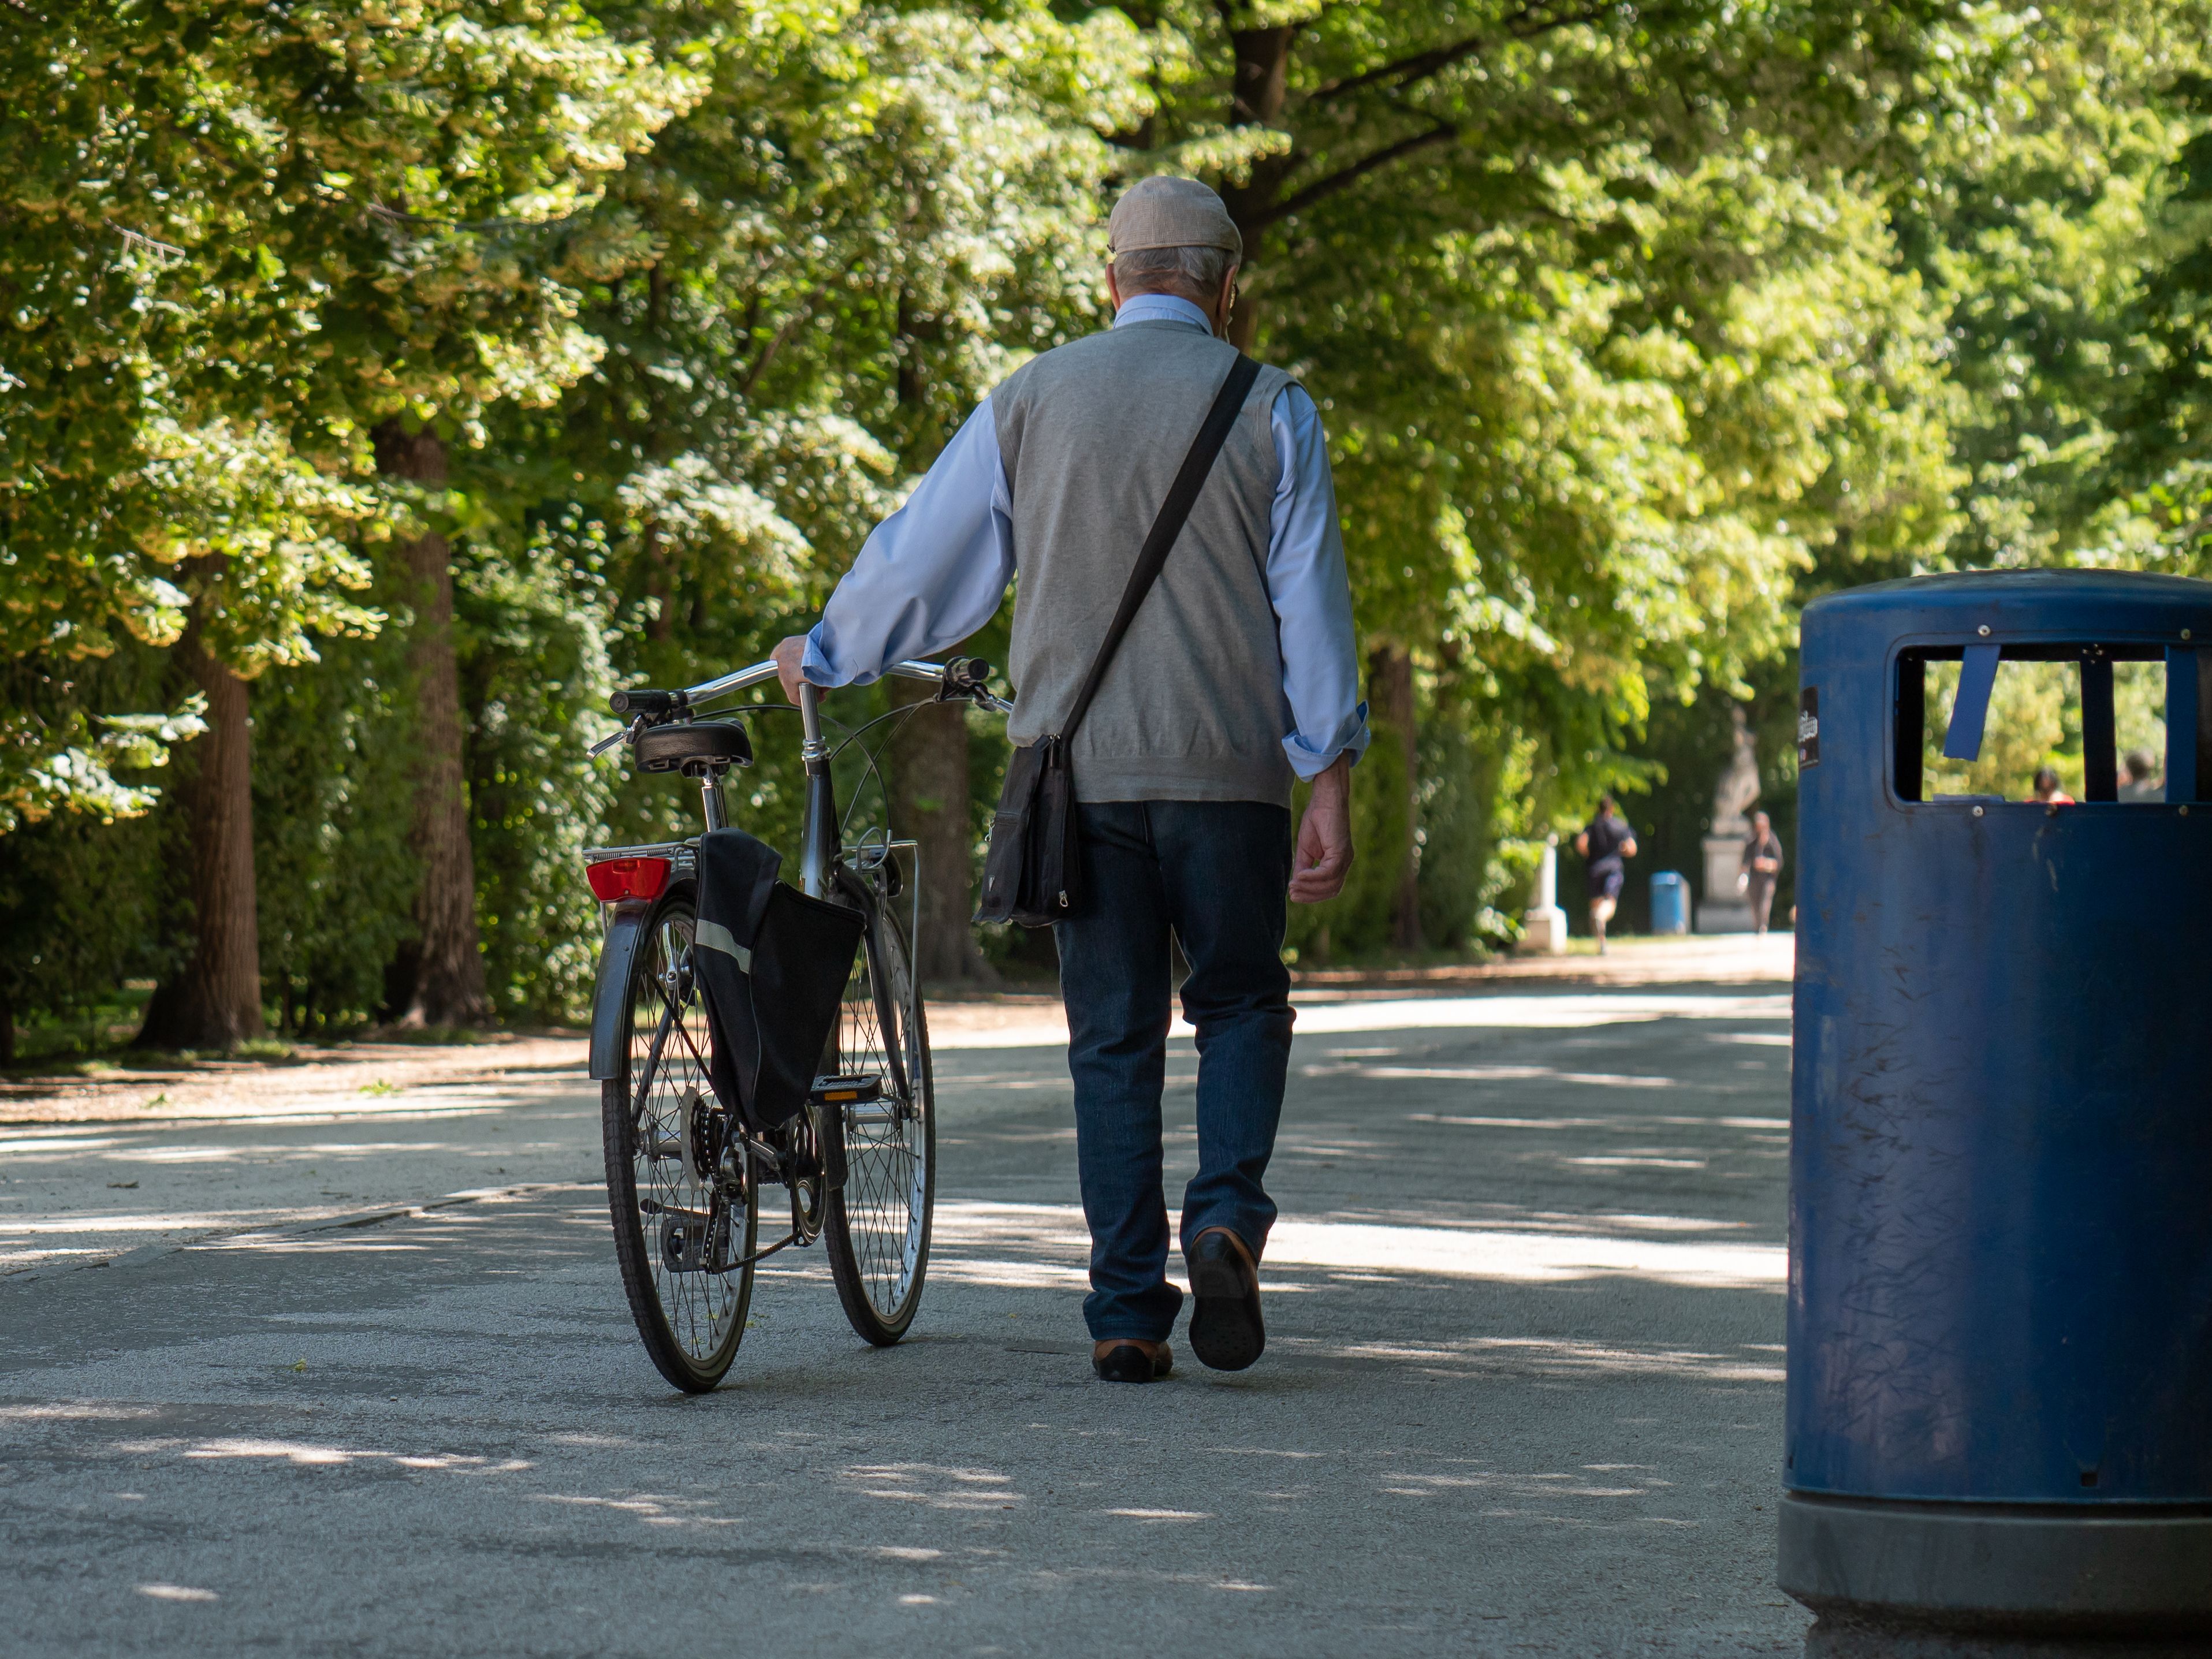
[811,1075,882,1104]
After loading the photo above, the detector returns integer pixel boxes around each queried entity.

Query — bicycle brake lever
[936,655,995,702]
[587,713,651,758]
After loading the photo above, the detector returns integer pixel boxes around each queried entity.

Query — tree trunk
[884,293,993,988]
[1370,643,1422,951]
[139,629,265,1048]
[1218,24,1295,352]
[889,678,999,986]
[374,421,493,1028]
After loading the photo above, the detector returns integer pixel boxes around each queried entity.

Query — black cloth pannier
[691,828,865,1129]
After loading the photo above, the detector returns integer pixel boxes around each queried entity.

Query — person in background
[2118,748,2163,802]
[1740,809,1783,935]
[1574,795,1637,953]
[2031,765,2074,806]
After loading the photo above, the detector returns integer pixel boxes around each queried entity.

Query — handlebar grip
[609,688,683,716]
[941,657,993,697]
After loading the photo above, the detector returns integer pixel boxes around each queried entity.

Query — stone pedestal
[1695,831,1753,933]
[1521,835,1569,954]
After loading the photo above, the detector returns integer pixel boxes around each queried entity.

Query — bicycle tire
[823,892,935,1345]
[602,886,758,1392]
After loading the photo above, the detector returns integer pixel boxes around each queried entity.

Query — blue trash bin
[1783,570,2212,1641]
[1649,870,1688,935]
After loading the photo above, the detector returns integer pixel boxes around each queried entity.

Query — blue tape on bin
[1941,642,2000,761]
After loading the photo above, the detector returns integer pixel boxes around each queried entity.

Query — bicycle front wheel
[823,895,935,1345]
[602,888,758,1392]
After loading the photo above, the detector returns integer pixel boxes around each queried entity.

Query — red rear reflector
[586,856,671,903]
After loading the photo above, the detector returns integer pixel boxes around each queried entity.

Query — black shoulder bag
[975,351,1263,928]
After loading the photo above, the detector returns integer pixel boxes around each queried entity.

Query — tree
[2099,49,2212,556]
[1610,1,2212,929]
[282,9,695,1025]
[1890,3,2212,575]
[0,20,386,1041]
[130,429,381,1046]
[4,1,692,1040]
[21,0,2208,1050]
[491,1,1148,982]
[1085,3,1987,951]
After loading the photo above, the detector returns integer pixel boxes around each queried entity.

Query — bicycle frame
[583,657,1007,1086]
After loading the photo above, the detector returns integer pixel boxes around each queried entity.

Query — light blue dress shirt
[803,292,1369,780]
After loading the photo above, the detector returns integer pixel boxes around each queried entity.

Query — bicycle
[580,655,1008,1392]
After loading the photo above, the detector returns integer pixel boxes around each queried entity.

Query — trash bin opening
[1892,642,2209,806]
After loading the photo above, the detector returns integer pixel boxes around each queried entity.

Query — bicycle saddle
[633,721,755,774]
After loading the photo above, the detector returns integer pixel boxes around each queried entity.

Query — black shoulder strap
[1057,352,1264,741]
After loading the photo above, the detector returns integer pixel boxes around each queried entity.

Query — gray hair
[1111,243,1238,305]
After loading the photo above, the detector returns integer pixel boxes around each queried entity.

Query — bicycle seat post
[797,683,836,899]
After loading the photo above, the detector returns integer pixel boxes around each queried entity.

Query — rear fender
[589,899,656,1080]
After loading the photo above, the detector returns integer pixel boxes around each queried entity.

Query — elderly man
[772,176,1368,1384]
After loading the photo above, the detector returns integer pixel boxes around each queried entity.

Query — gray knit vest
[992,320,1295,806]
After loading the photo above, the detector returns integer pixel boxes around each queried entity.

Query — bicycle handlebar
[590,656,1012,756]
[669,657,1011,715]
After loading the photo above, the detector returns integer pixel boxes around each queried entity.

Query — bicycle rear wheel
[602,888,758,1392]
[823,894,934,1345]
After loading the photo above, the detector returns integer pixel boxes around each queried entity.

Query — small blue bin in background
[1648,871,1688,935]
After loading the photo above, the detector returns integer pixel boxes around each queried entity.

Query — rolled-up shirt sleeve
[1268,385,1370,778]
[803,397,1016,686]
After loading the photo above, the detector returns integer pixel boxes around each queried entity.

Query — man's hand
[1290,754,1355,905]
[772,635,811,706]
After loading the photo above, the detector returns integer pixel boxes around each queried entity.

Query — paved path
[0,979,1805,1656]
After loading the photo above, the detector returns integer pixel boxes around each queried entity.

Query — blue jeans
[1053,799,1295,1341]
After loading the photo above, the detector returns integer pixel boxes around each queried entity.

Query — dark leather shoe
[1092,1340,1173,1383]
[1186,1228,1264,1371]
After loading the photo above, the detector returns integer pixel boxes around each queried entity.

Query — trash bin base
[1804,1615,2212,1658]
[1781,1493,2212,1638]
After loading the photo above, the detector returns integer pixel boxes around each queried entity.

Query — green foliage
[248,629,422,1037]
[466,0,1145,998]
[18,0,2212,1035]
[0,678,172,1060]
[1414,709,1511,953]
[1,0,694,1035]
[1088,3,1999,945]
[455,538,618,1022]
[1284,733,1405,963]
